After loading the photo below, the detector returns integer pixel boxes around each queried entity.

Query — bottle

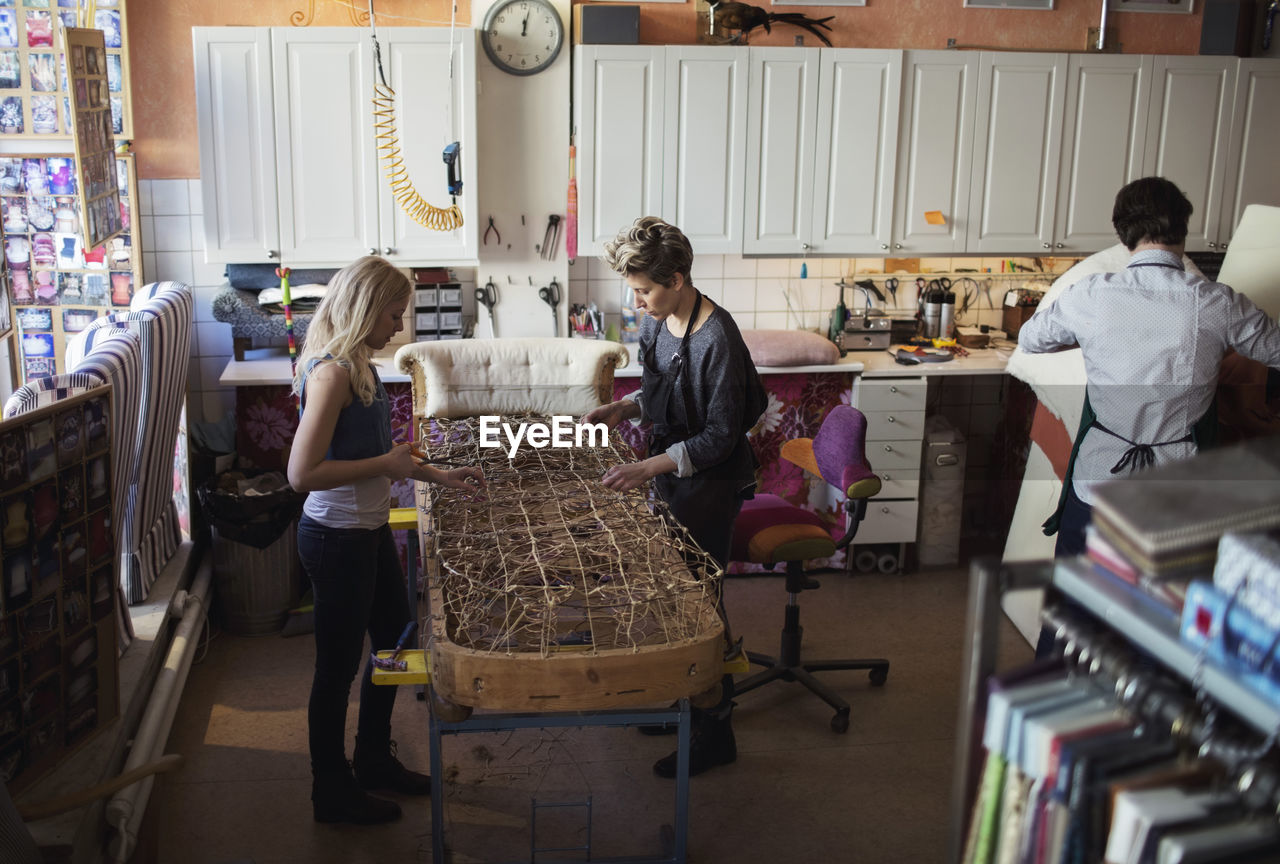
[923,287,941,339]
[940,289,956,340]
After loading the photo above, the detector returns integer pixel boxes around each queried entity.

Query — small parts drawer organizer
[413,268,463,341]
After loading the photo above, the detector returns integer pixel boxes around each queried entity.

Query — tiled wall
[568,253,1080,341]
[141,178,1083,428]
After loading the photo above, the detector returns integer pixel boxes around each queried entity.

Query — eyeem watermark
[479,415,609,458]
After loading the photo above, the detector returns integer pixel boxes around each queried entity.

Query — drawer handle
[889,386,898,393]
[881,506,890,514]
[884,445,893,452]
[881,473,890,481]
[886,415,895,423]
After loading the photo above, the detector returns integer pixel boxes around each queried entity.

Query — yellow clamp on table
[388,507,418,532]
[371,649,431,686]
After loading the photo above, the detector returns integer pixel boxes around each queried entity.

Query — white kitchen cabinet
[661,46,749,255]
[1218,59,1280,246]
[1143,56,1237,253]
[574,46,665,258]
[195,26,476,266]
[743,48,820,254]
[892,51,978,255]
[967,52,1066,254]
[810,49,903,254]
[1052,55,1153,254]
[193,28,280,264]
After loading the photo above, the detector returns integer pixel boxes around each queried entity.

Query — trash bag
[197,469,307,549]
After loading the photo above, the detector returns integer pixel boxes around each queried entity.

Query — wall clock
[480,0,564,77]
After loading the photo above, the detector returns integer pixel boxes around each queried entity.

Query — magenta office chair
[730,405,889,733]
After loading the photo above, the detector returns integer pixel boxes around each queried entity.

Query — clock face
[481,0,564,77]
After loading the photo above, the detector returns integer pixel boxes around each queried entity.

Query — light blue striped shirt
[1019,249,1280,504]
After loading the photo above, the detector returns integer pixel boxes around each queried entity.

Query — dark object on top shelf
[712,2,834,47]
[575,4,640,45]
[1199,0,1256,56]
[225,263,339,291]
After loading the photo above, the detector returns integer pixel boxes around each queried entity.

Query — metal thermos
[940,290,956,340]
[923,289,941,339]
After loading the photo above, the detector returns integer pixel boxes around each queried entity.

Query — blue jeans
[297,516,411,775]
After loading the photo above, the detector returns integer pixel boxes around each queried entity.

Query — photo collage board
[3,151,140,381]
[0,384,119,792]
[64,26,120,248]
[0,0,131,140]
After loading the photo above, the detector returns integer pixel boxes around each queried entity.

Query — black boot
[312,766,402,824]
[652,706,736,779]
[353,738,431,796]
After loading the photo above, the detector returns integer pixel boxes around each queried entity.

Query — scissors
[884,277,899,309]
[539,278,562,336]
[475,278,498,337]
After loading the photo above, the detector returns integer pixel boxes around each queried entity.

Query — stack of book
[1085,435,1280,619]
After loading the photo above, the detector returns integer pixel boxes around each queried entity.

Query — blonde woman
[287,256,483,824]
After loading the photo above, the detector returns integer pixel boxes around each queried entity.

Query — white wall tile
[568,279,587,305]
[192,284,219,324]
[819,257,847,278]
[754,311,789,329]
[755,258,793,279]
[691,254,723,281]
[187,179,203,215]
[154,250,194,287]
[720,278,755,312]
[192,256,226,287]
[142,251,156,284]
[727,310,754,330]
[722,256,756,278]
[189,217,204,252]
[696,278,722,305]
[137,179,153,216]
[187,361,202,392]
[150,179,190,216]
[141,215,155,253]
[151,215,192,252]
[201,390,236,425]
[794,277,825,311]
[754,280,790,312]
[196,321,233,357]
[587,280,621,315]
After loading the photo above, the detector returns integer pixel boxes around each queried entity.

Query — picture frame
[62,28,119,250]
[964,0,1054,8]
[1106,0,1194,12]
[0,0,132,141]
[773,0,865,5]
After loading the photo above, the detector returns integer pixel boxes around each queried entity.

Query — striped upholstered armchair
[5,327,143,652]
[68,282,192,605]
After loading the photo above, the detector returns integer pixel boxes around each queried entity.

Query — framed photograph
[62,28,119,250]
[1106,0,1193,11]
[774,0,864,5]
[964,0,1053,7]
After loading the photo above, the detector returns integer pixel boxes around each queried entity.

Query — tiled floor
[157,564,1031,864]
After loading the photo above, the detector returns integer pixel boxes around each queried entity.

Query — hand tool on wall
[539,214,561,261]
[539,278,562,336]
[483,216,500,245]
[884,277,899,309]
[475,277,499,338]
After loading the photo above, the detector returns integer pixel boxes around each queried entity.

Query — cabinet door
[1144,56,1236,252]
[661,46,748,255]
[1054,55,1152,254]
[272,28,379,265]
[743,48,819,254]
[893,51,977,254]
[967,52,1066,254]
[575,46,664,258]
[378,30,479,263]
[193,28,280,264]
[811,49,902,255]
[1219,59,1280,246]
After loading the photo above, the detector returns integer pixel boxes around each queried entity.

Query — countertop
[219,342,1013,387]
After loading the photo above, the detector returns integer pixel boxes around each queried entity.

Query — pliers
[483,215,500,245]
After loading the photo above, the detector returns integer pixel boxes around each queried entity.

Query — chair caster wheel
[831,709,850,734]
[869,667,888,686]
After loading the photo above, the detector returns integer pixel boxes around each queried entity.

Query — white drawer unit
[856,500,920,544]
[863,409,927,442]
[415,287,438,306]
[855,378,928,413]
[873,469,919,501]
[869,439,923,472]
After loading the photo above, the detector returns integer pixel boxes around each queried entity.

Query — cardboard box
[1002,305,1038,340]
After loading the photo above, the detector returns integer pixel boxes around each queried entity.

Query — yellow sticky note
[924,210,946,226]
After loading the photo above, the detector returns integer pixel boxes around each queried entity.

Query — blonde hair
[603,216,693,288]
[293,256,411,406]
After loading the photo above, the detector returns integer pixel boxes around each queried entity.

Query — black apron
[641,292,748,570]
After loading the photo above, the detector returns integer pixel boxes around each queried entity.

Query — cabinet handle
[266,250,278,259]
[1055,243,1064,249]
[801,243,811,251]
[881,506,890,514]
[383,247,394,255]
[882,474,890,481]
[889,385,898,393]
[883,445,893,452]
[886,415,895,423]
[880,243,888,250]
[369,247,378,255]
[1220,243,1228,251]
[1042,243,1050,249]
[1207,242,1217,249]
[894,243,903,250]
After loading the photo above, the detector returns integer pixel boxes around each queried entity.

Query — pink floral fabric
[612,372,854,571]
